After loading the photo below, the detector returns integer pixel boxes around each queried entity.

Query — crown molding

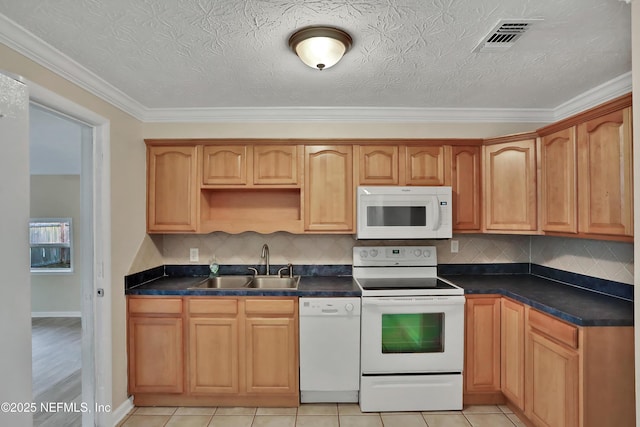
[140,106,554,123]
[0,13,631,124]
[0,13,147,120]
[552,72,632,121]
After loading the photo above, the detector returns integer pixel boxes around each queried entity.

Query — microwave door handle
[430,195,440,230]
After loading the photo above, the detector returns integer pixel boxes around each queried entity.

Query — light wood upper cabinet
[202,144,300,187]
[127,298,184,394]
[405,146,446,185]
[483,138,537,232]
[202,145,248,185]
[464,296,501,399]
[147,145,198,233]
[577,108,633,237]
[451,146,481,231]
[356,145,399,185]
[253,145,298,185]
[304,146,354,232]
[500,298,525,411]
[541,128,577,233]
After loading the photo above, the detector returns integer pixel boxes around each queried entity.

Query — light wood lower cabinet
[128,296,299,407]
[500,298,525,411]
[526,325,579,427]
[464,296,635,427]
[127,298,185,394]
[188,298,242,396]
[464,295,502,403]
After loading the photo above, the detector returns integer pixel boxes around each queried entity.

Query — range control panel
[353,246,437,267]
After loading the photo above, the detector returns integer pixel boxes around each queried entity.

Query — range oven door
[360,296,464,374]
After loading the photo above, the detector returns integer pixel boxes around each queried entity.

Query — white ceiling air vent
[472,19,542,53]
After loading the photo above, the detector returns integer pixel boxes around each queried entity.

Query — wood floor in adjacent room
[32,317,82,427]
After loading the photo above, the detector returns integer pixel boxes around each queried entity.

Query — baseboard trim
[31,311,81,317]
[109,396,134,427]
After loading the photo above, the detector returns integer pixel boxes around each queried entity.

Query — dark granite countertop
[442,274,633,327]
[125,264,633,327]
[125,274,360,297]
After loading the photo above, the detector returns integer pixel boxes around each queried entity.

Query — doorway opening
[30,104,89,426]
[26,79,112,427]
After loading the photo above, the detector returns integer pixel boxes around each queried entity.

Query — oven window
[381,313,444,353]
[367,206,426,227]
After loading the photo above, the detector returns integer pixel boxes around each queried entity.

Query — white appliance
[353,246,465,412]
[356,186,452,240]
[299,297,361,403]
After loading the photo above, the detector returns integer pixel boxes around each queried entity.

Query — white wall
[0,73,32,427]
[30,175,82,314]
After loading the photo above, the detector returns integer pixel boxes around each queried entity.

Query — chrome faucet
[261,244,270,275]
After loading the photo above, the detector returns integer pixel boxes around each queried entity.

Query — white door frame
[25,77,112,427]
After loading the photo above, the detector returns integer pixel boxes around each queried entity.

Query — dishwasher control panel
[300,298,361,316]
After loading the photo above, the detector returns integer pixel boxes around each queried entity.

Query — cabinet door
[405,146,446,185]
[202,145,248,185]
[541,128,577,233]
[244,317,298,394]
[526,331,579,427]
[484,139,537,231]
[577,108,633,236]
[464,296,501,394]
[501,298,525,410]
[147,146,198,232]
[451,146,481,231]
[253,145,298,185]
[358,145,399,184]
[128,316,184,393]
[244,298,298,396]
[304,146,354,231]
[189,317,239,394]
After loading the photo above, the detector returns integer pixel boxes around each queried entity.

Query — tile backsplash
[531,236,633,285]
[157,232,633,285]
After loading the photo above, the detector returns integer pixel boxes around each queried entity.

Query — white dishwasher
[299,297,361,403]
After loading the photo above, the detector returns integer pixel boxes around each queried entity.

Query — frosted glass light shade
[289,27,352,70]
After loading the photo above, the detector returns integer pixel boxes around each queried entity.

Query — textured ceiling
[0,0,632,115]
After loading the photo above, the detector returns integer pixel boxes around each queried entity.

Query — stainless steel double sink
[188,275,300,290]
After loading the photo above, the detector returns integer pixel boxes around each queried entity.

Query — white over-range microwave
[356,186,452,239]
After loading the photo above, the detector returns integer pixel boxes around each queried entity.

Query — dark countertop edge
[126,289,363,297]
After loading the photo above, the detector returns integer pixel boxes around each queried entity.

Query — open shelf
[200,188,303,234]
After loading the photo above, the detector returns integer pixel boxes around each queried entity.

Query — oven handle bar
[362,296,465,306]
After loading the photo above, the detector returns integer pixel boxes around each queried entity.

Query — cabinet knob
[345,303,354,312]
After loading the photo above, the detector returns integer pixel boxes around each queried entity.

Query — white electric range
[353,246,465,412]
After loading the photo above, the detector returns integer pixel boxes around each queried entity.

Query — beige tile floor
[118,404,526,427]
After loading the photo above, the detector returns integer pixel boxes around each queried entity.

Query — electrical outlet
[451,240,459,253]
[189,248,199,262]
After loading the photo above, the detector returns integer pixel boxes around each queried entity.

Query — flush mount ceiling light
[289,26,352,70]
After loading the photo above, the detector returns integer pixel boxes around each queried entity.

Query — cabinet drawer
[188,298,238,315]
[129,297,183,315]
[528,309,578,349]
[245,298,296,316]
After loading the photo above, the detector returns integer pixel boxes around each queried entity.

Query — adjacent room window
[29,218,73,273]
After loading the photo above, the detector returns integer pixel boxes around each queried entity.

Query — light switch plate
[189,248,199,262]
[451,240,459,253]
